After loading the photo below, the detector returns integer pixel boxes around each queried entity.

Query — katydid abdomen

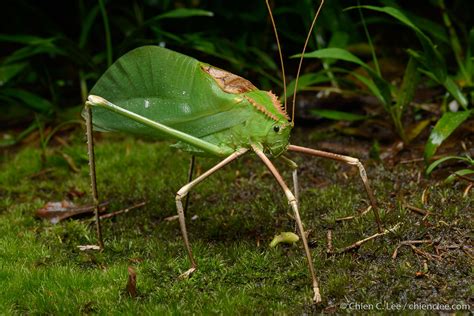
[86,46,291,157]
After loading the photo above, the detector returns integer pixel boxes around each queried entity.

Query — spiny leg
[84,103,104,249]
[281,155,299,206]
[253,145,321,303]
[183,155,196,215]
[281,155,300,232]
[176,148,248,278]
[288,145,383,233]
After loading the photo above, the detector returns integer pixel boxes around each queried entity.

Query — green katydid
[83,0,382,303]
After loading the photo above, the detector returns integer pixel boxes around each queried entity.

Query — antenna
[292,0,324,126]
[265,0,287,113]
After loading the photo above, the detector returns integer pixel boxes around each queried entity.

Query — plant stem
[358,0,380,77]
[439,0,469,84]
[98,0,113,67]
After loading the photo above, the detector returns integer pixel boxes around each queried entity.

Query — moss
[0,131,471,314]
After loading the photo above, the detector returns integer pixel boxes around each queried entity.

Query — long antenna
[265,0,287,113]
[292,0,324,126]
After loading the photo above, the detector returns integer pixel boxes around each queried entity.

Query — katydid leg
[84,104,104,250]
[280,155,300,232]
[175,148,248,278]
[253,145,321,303]
[183,155,196,215]
[288,145,383,233]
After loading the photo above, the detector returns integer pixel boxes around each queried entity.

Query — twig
[456,174,474,183]
[61,152,80,173]
[100,201,147,219]
[399,154,446,164]
[421,187,429,205]
[335,206,372,222]
[164,215,179,222]
[335,215,354,222]
[126,266,137,298]
[29,168,54,179]
[405,204,430,217]
[336,223,400,254]
[410,245,442,261]
[392,240,432,259]
[463,183,472,198]
[326,230,333,255]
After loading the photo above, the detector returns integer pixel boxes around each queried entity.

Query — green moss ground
[0,130,472,314]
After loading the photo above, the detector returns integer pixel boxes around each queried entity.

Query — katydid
[83,0,382,303]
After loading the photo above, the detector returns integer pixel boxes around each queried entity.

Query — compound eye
[273,125,280,133]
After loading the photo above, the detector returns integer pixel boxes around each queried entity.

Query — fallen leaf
[36,200,108,224]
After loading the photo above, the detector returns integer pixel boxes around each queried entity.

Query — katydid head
[240,89,292,157]
[264,120,292,157]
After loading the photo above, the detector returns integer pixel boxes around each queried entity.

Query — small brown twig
[463,183,472,198]
[421,188,430,205]
[336,223,400,254]
[456,173,474,183]
[405,204,431,217]
[126,266,137,298]
[99,201,147,219]
[392,240,432,259]
[335,206,372,222]
[410,245,442,261]
[399,154,447,164]
[326,230,333,255]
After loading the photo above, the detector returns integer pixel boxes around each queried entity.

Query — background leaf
[424,110,472,161]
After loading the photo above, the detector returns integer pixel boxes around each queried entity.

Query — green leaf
[354,5,446,82]
[293,48,392,106]
[294,47,368,69]
[79,5,100,48]
[157,8,214,19]
[445,169,474,183]
[466,28,474,77]
[405,119,430,143]
[248,47,277,71]
[284,72,330,99]
[0,34,47,45]
[350,72,387,107]
[394,57,419,117]
[1,88,54,114]
[4,38,64,64]
[424,110,472,161]
[0,62,27,85]
[425,155,471,175]
[311,109,368,121]
[443,77,468,109]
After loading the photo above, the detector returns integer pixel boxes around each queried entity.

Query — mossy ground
[0,129,472,314]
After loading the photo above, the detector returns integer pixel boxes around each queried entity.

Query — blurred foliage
[0,0,473,166]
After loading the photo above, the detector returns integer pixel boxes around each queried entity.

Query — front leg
[253,145,322,303]
[175,148,248,278]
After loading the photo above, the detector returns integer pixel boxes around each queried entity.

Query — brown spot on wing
[202,65,257,94]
